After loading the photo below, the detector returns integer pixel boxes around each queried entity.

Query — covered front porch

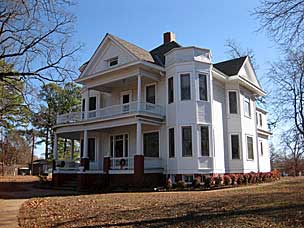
[53,119,165,175]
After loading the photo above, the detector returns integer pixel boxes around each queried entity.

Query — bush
[203,176,212,188]
[223,175,231,185]
[192,178,201,188]
[176,180,187,189]
[237,174,244,185]
[166,178,173,190]
[230,174,237,185]
[213,175,222,187]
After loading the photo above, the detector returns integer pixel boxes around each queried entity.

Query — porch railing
[110,157,134,170]
[56,102,165,124]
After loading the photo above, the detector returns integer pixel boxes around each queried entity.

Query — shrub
[223,175,231,185]
[237,174,244,185]
[192,178,201,188]
[230,174,237,185]
[166,178,173,190]
[176,180,187,190]
[271,170,281,180]
[243,174,250,184]
[213,175,222,187]
[204,176,212,188]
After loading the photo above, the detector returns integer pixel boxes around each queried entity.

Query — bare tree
[254,0,304,49]
[224,39,258,70]
[0,0,80,90]
[269,50,304,137]
[281,129,304,176]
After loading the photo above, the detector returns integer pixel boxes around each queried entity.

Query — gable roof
[150,41,182,66]
[213,56,247,76]
[108,34,155,63]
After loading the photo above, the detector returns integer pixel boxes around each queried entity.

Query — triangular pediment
[238,57,261,88]
[80,34,138,77]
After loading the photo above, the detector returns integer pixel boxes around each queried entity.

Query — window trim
[199,125,211,157]
[259,140,264,156]
[229,133,241,160]
[246,135,254,160]
[168,127,175,158]
[109,132,129,158]
[168,77,174,104]
[142,130,160,159]
[243,95,251,118]
[88,96,97,111]
[144,82,157,104]
[181,125,193,157]
[227,90,239,114]
[179,73,192,101]
[198,73,208,102]
[120,90,132,104]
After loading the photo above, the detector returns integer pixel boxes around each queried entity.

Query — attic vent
[108,57,118,67]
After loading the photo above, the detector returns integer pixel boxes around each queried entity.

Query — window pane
[231,135,240,159]
[199,74,208,101]
[88,138,95,161]
[260,141,263,155]
[82,99,85,111]
[169,128,175,158]
[125,134,128,157]
[182,126,192,157]
[168,77,174,103]
[180,74,191,100]
[201,126,209,156]
[146,85,156,104]
[89,97,96,111]
[247,136,254,160]
[229,91,237,114]
[244,97,251,116]
[110,136,113,157]
[143,132,159,157]
[259,113,263,126]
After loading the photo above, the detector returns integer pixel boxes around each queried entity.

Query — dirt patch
[18,177,304,228]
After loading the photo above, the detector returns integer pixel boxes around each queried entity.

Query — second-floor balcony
[56,101,165,125]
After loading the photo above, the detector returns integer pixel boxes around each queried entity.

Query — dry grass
[0,175,39,183]
[19,177,304,228]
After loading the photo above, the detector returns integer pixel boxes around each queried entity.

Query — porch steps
[55,178,78,191]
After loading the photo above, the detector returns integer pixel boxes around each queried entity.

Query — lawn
[19,177,304,228]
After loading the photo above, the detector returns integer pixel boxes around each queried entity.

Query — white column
[85,89,90,119]
[136,121,142,155]
[54,134,58,160]
[70,139,74,161]
[83,130,88,158]
[137,75,142,111]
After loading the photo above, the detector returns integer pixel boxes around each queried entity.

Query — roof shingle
[213,56,247,76]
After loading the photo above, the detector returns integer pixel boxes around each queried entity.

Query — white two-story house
[53,32,271,188]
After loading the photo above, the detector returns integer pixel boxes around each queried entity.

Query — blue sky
[35,0,280,157]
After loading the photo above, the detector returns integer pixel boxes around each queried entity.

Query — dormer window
[108,57,118,67]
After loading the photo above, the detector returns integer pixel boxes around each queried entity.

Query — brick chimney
[163,32,176,44]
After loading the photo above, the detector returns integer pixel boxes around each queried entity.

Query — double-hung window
[168,128,175,158]
[201,126,209,156]
[247,136,254,160]
[228,91,238,114]
[143,132,159,157]
[180,73,191,100]
[182,126,192,157]
[244,96,251,117]
[199,74,208,101]
[146,84,156,104]
[231,134,240,159]
[168,77,174,104]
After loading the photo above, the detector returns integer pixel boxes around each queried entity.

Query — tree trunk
[45,127,49,160]
[31,133,35,175]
